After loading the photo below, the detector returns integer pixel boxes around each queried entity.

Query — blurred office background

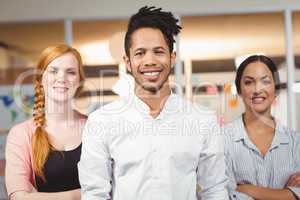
[0,0,300,198]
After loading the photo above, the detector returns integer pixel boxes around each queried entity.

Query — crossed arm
[226,154,299,200]
[5,126,81,200]
[226,150,300,200]
[10,189,80,200]
[236,173,300,200]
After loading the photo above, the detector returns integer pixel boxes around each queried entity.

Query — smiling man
[78,6,228,200]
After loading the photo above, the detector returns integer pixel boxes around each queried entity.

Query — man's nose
[144,52,156,66]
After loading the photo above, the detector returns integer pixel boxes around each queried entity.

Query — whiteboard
[0,84,34,132]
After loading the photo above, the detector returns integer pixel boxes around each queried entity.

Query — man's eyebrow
[153,46,166,50]
[133,47,145,51]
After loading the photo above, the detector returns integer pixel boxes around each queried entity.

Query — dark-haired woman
[225,55,300,200]
[5,44,86,200]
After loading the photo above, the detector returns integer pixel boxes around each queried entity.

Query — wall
[1,0,300,22]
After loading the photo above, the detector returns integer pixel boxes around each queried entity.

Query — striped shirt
[224,116,300,200]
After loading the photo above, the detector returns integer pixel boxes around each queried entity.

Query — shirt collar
[233,116,248,142]
[271,121,290,147]
[233,115,290,146]
[130,90,179,120]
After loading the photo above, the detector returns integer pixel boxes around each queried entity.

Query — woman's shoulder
[274,122,300,154]
[276,122,296,134]
[7,118,36,141]
[74,110,87,119]
[76,111,87,126]
[224,116,243,134]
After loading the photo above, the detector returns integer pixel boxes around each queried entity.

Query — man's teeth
[143,72,159,76]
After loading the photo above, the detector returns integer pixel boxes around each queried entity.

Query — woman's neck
[44,100,76,124]
[243,110,275,131]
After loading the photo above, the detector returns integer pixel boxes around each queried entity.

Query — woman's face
[239,61,276,115]
[42,53,80,103]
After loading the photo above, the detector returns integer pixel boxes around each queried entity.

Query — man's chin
[142,85,160,93]
[134,78,168,95]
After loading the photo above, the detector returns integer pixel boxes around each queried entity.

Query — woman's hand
[286,172,300,187]
[69,189,81,200]
[10,189,81,200]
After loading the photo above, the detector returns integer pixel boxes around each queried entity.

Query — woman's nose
[56,71,66,81]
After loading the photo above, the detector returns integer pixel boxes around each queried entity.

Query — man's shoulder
[178,96,216,119]
[87,97,131,120]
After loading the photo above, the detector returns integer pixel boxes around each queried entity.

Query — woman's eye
[68,71,76,75]
[49,70,57,74]
[262,79,271,85]
[244,80,252,85]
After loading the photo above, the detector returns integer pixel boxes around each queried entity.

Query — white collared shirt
[78,94,228,200]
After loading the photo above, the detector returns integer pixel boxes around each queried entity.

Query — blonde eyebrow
[47,66,77,70]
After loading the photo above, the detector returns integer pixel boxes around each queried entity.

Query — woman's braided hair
[32,44,85,181]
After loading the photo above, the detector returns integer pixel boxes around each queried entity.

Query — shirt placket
[256,154,271,187]
[151,118,167,200]
[136,95,171,200]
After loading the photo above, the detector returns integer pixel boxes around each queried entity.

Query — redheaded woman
[5,44,86,200]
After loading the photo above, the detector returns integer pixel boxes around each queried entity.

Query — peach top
[5,118,86,198]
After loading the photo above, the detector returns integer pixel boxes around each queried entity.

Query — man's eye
[135,52,143,56]
[155,50,164,54]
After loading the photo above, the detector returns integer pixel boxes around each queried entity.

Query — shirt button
[196,184,202,192]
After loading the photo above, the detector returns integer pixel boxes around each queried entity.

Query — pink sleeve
[5,121,35,198]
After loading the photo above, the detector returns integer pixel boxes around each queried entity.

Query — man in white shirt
[78,6,228,200]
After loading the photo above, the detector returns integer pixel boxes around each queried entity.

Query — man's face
[124,27,175,94]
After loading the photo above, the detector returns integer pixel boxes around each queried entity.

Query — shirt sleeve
[78,115,112,200]
[287,132,300,199]
[5,124,35,198]
[229,191,255,200]
[196,116,229,200]
[293,131,300,171]
[224,130,254,200]
[287,187,300,199]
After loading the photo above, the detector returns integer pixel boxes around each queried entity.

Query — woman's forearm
[11,189,80,200]
[237,184,296,200]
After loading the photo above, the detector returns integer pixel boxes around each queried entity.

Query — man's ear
[123,55,132,72]
[171,51,176,68]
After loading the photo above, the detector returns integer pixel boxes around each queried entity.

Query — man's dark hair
[235,55,281,95]
[124,6,182,56]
